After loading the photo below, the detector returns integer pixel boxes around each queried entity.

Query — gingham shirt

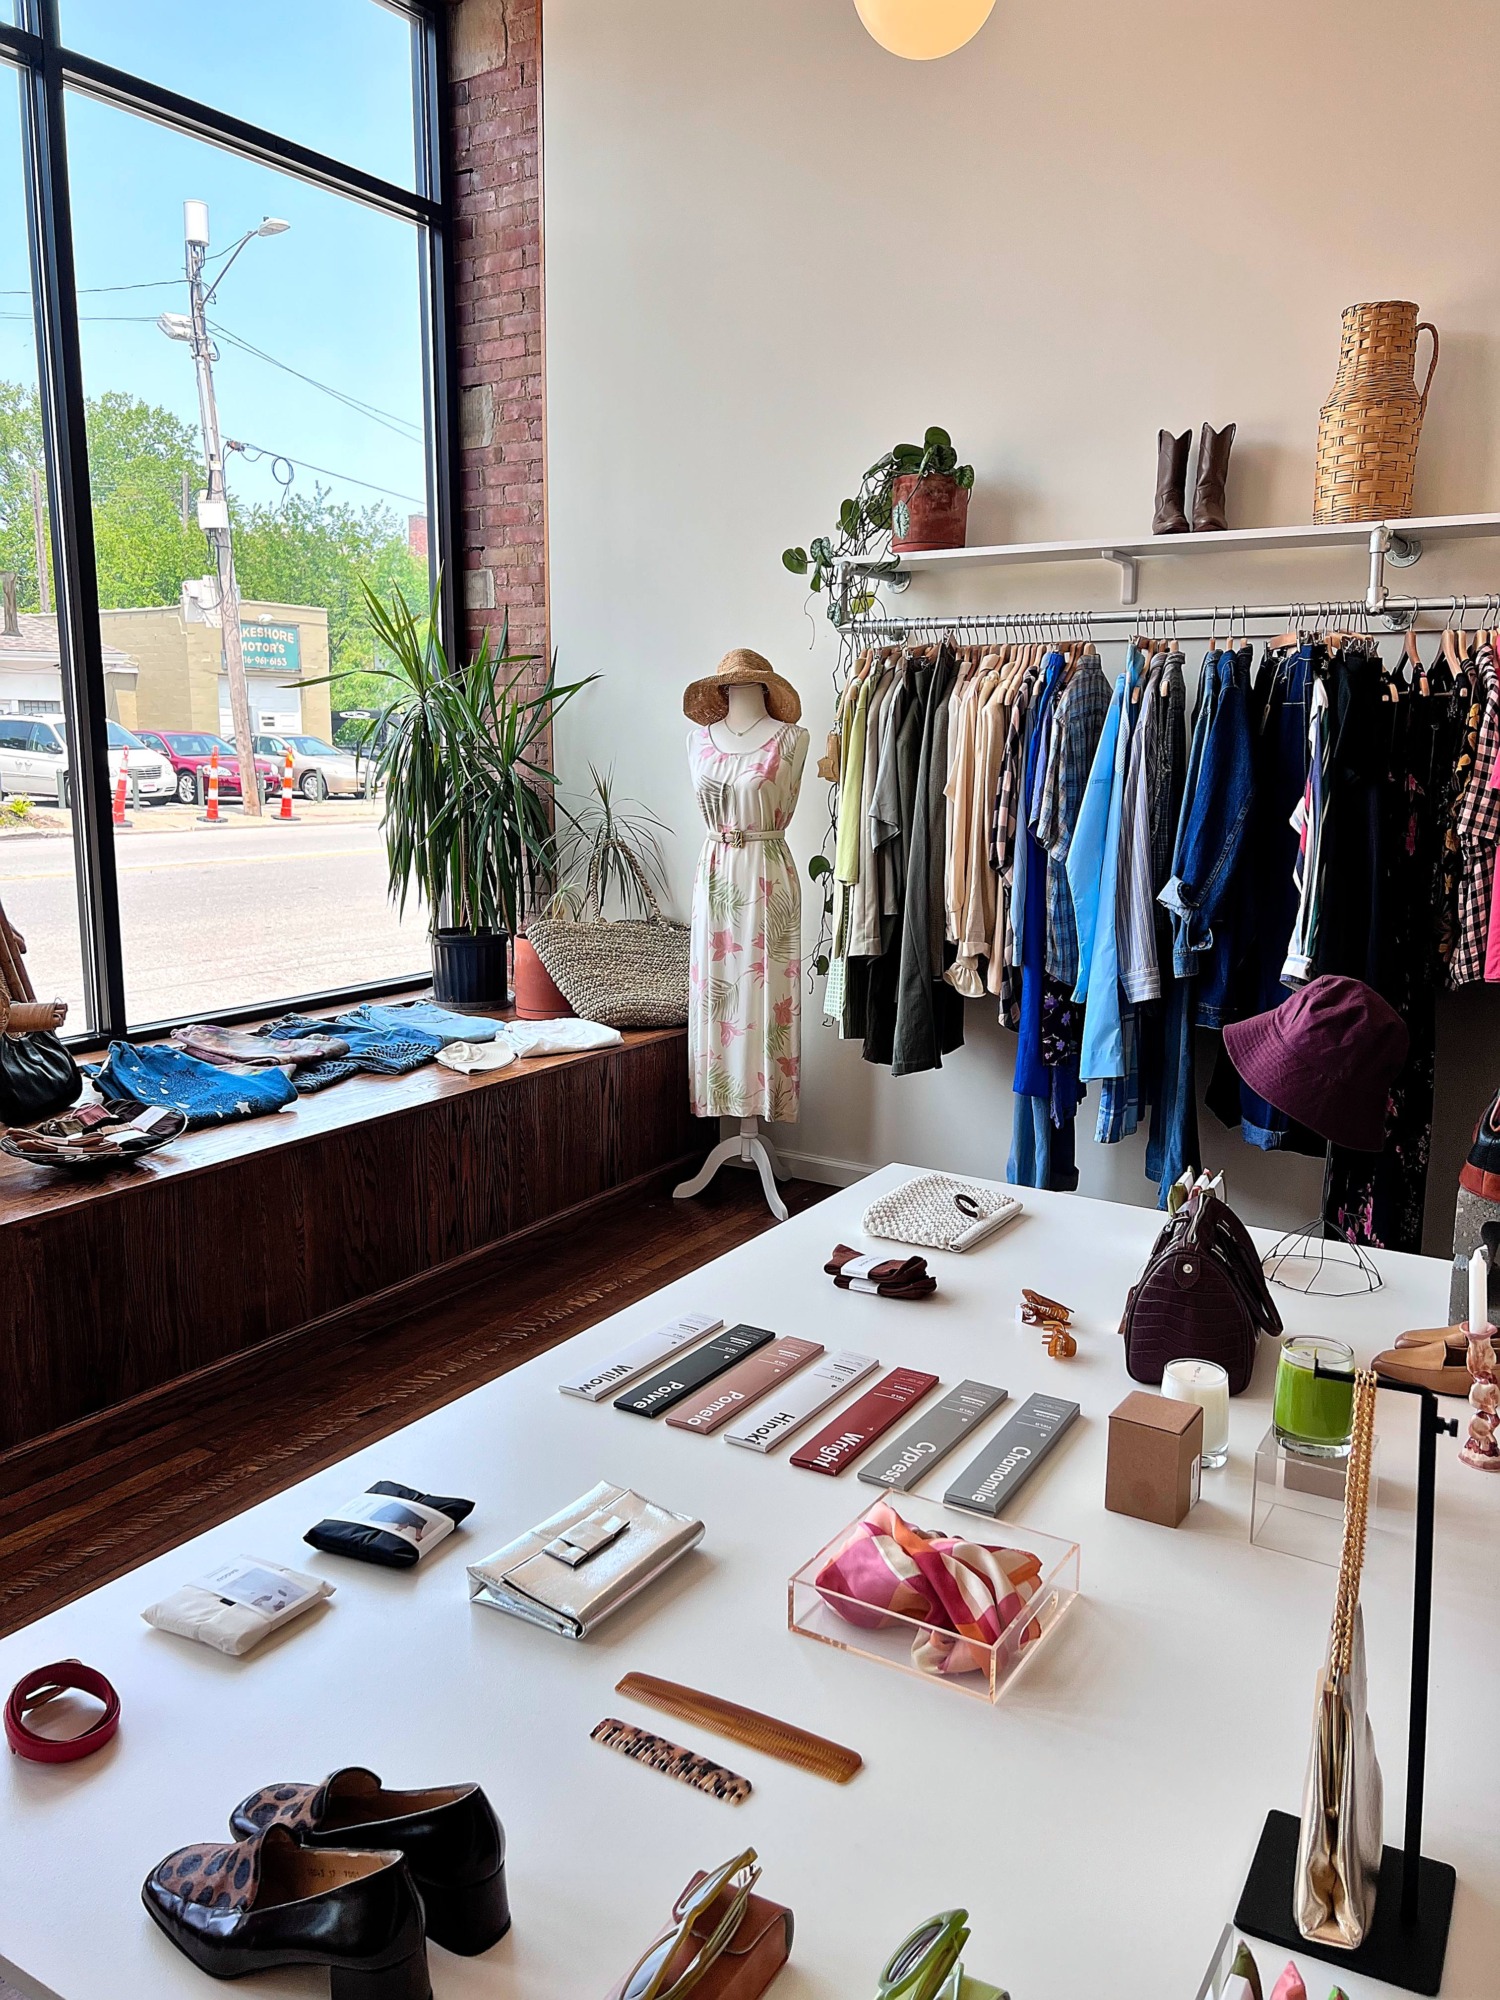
[1449,645,1500,987]
[1037,651,1109,986]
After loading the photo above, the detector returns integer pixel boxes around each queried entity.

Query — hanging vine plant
[782,426,974,621]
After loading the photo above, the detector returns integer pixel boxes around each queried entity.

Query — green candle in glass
[1273,1335,1356,1457]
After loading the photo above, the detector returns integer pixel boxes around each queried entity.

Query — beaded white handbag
[861,1173,1023,1253]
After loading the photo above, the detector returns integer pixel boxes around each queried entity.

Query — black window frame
[0,0,460,1046]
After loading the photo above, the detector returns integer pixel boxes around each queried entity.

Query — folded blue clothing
[93,1040,296,1127]
[346,1000,502,1046]
[262,1013,437,1082]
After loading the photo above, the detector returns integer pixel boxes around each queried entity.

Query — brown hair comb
[615,1672,862,1785]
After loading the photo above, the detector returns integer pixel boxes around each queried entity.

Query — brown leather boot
[1191,421,1236,532]
[1152,429,1191,534]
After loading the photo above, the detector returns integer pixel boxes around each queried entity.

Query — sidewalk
[0,797,384,840]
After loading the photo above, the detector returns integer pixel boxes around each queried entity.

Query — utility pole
[28,465,49,614]
[180,200,260,814]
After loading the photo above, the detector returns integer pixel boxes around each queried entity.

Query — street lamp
[159,201,290,817]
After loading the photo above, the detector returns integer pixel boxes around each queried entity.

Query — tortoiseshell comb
[615,1672,863,1785]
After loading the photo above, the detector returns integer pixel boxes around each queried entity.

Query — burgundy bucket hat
[1223,975,1409,1153]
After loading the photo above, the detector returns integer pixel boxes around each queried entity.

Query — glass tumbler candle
[1160,1359,1230,1469]
[1273,1335,1356,1458]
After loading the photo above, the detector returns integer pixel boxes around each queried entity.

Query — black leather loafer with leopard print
[143,1822,430,1999]
[230,1766,509,1958]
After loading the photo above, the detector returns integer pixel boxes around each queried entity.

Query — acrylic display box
[1193,1924,1329,2000]
[1250,1425,1406,1566]
[787,1494,1079,1704]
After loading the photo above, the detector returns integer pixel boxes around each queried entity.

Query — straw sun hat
[683,649,802,726]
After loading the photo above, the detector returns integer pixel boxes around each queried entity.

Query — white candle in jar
[1160,1358,1231,1468]
[1470,1247,1489,1336]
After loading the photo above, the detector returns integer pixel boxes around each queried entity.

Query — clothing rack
[840,592,1500,643]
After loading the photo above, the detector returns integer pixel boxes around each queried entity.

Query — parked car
[0,715,176,807]
[250,732,368,801]
[136,730,279,806]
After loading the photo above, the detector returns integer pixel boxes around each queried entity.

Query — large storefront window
[0,2,451,1036]
[66,94,434,1022]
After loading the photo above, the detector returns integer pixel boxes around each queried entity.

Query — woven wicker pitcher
[1313,301,1439,523]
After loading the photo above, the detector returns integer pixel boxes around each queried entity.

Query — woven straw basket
[1313,301,1439,523]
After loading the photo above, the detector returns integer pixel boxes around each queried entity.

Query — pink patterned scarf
[815,1500,1043,1677]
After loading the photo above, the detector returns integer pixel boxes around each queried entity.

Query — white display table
[1,1169,1494,2000]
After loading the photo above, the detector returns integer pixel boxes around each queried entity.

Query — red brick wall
[449,0,546,672]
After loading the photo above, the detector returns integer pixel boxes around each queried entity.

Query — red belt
[5,1660,120,1763]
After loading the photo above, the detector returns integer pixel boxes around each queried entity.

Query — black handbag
[0,1029,83,1126]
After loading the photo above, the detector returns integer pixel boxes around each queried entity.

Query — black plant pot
[431,927,511,1007]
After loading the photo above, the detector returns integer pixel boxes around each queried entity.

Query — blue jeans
[342,1003,481,1047]
[1160,649,1254,1015]
[1145,978,1201,1202]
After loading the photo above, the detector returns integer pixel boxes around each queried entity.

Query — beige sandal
[1373,1325,1474,1398]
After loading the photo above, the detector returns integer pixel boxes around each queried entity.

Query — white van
[0,716,175,807]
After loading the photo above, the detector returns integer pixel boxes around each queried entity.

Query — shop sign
[238,621,302,677]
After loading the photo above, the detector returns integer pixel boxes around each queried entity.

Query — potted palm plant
[361,579,591,1006]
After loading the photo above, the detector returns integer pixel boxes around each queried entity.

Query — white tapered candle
[1470,1247,1490,1336]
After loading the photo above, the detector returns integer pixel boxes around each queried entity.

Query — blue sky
[0,0,431,523]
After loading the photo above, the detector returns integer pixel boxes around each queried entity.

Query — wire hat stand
[1262,1145,1384,1297]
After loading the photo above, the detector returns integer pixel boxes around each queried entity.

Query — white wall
[541,0,1500,1250]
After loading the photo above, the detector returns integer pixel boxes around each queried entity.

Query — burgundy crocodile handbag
[1119,1187,1282,1395]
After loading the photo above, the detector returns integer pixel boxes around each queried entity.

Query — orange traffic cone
[197,746,223,826]
[111,750,129,828]
[277,745,298,821]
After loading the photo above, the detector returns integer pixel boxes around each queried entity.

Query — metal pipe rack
[837,590,1500,644]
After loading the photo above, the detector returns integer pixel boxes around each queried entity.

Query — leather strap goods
[5,1660,120,1763]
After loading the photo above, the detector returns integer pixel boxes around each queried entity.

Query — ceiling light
[854,0,996,60]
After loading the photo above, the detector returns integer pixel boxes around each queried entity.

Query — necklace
[720,710,770,738]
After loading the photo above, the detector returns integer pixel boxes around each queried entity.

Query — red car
[135,731,280,806]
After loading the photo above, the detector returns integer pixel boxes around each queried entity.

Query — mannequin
[675,649,809,1221]
[710,681,785,755]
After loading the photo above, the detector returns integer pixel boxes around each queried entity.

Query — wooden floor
[0,1170,832,1639]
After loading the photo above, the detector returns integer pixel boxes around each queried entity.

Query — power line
[232,438,425,507]
[0,312,162,323]
[208,318,422,440]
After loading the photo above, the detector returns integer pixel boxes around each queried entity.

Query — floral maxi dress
[687,721,808,1122]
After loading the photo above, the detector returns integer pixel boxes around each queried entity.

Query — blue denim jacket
[95,1041,296,1126]
[1158,647,1253,999]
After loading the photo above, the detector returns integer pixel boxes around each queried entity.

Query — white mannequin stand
[673,680,794,1224]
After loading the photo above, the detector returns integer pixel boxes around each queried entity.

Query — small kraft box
[1105,1392,1202,1528]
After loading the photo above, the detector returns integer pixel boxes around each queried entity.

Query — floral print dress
[687,721,808,1121]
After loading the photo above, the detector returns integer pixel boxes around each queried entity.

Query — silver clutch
[466,1481,704,1639]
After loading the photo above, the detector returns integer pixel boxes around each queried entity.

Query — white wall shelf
[837,512,1500,608]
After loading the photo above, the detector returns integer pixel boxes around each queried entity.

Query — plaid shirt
[1037,651,1109,985]
[1449,647,1500,987]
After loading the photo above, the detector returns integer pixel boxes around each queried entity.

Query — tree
[231,486,428,734]
[0,376,429,739]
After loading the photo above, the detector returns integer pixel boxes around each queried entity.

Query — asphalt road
[0,816,429,1026]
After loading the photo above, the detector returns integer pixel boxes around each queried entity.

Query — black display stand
[1234,1383,1460,1995]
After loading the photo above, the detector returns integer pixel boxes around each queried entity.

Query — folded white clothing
[499,1018,623,1057]
[142,1556,334,1656]
[435,1040,518,1074]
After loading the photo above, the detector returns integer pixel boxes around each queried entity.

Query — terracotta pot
[891,472,970,553]
[513,936,574,1021]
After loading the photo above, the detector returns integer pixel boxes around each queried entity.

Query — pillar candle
[1160,1358,1230,1467]
[1470,1247,1490,1336]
